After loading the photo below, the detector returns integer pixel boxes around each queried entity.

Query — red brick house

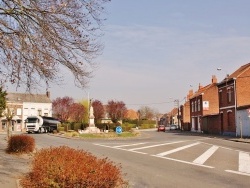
[180,90,193,131]
[189,75,219,132]
[217,63,250,137]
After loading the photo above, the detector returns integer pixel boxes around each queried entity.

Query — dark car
[157,125,166,132]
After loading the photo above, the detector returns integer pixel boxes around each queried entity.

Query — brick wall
[236,69,250,107]
[201,114,220,134]
[203,84,219,116]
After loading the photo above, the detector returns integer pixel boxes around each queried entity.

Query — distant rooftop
[6,92,51,103]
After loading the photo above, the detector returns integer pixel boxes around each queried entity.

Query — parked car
[169,124,177,130]
[166,124,178,131]
[157,125,165,132]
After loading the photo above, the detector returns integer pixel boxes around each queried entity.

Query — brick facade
[189,75,219,132]
[217,63,250,136]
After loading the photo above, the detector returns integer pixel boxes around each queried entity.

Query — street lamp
[217,67,229,79]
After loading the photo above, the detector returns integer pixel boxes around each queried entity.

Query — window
[16,108,22,115]
[23,108,29,116]
[227,88,233,103]
[194,101,197,112]
[191,102,194,112]
[219,90,222,106]
[198,99,201,111]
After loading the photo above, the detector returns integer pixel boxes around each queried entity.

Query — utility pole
[174,99,180,129]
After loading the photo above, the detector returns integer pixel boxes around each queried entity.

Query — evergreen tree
[0,87,7,118]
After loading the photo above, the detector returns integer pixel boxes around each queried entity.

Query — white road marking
[94,143,147,154]
[113,142,147,148]
[239,152,250,173]
[128,140,187,151]
[225,170,250,176]
[95,141,250,177]
[156,142,200,157]
[152,155,214,169]
[193,145,219,165]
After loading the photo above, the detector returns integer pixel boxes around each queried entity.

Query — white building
[1,91,52,132]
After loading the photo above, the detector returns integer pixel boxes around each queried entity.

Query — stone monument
[78,99,100,134]
[89,105,95,127]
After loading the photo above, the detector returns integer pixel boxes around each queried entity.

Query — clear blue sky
[9,0,250,113]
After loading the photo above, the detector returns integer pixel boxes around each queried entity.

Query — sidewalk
[171,130,250,144]
[0,133,31,188]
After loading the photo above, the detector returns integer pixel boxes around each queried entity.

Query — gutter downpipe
[233,78,237,137]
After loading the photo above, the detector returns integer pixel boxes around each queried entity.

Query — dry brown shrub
[20,146,128,188]
[6,134,35,154]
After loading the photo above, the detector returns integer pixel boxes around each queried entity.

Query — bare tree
[139,106,156,120]
[0,0,110,91]
[68,102,85,122]
[92,99,104,123]
[106,100,127,123]
[52,96,74,123]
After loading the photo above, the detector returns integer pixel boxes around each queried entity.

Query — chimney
[187,89,193,100]
[212,75,217,83]
[46,91,50,98]
[198,83,203,90]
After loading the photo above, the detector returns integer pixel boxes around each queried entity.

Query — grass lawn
[61,131,140,139]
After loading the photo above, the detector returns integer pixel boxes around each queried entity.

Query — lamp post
[217,67,228,79]
[137,110,141,129]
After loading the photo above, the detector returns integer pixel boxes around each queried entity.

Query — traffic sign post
[116,126,122,134]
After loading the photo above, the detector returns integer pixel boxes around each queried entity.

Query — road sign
[247,108,250,117]
[116,126,122,134]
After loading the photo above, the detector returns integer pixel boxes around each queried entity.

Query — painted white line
[193,145,219,165]
[113,142,147,148]
[94,143,147,154]
[225,170,250,177]
[128,140,187,151]
[239,152,250,173]
[156,142,200,157]
[152,155,214,169]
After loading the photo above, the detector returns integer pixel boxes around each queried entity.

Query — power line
[126,97,186,106]
[126,101,175,106]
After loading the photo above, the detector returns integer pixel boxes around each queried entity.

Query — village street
[0,130,250,188]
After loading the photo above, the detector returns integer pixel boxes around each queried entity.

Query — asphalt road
[1,130,250,188]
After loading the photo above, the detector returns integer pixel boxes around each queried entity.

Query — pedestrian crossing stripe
[239,152,250,173]
[156,142,200,157]
[94,141,250,176]
[193,145,219,165]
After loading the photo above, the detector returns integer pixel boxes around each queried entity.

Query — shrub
[140,124,155,129]
[20,146,128,188]
[57,126,64,132]
[6,134,35,154]
[121,123,135,132]
[65,131,79,137]
[72,122,85,131]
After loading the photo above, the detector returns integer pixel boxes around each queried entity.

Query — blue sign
[116,126,122,134]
